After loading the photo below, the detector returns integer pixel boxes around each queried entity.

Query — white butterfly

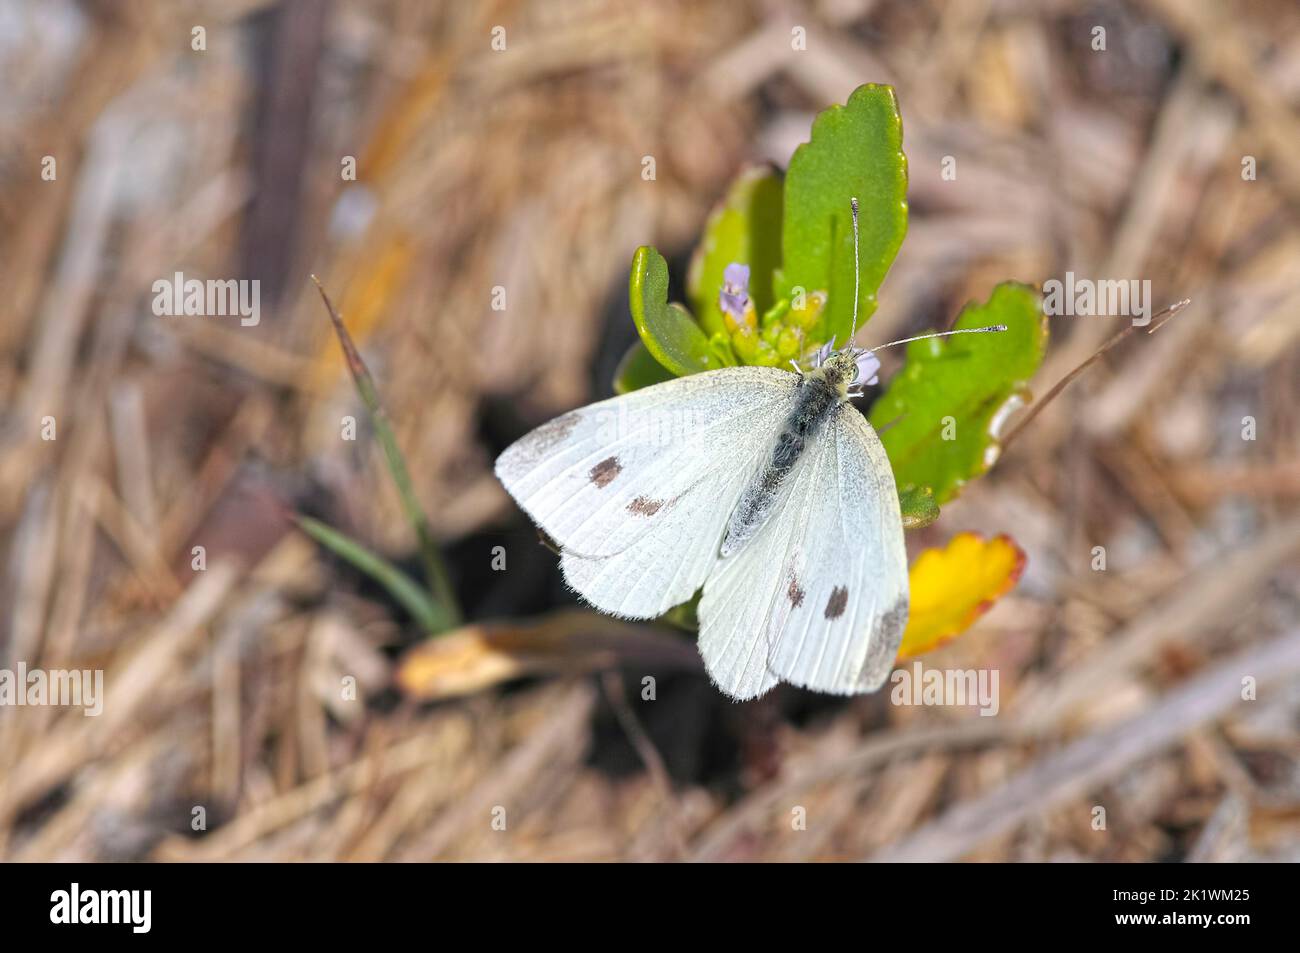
[494,199,1003,700]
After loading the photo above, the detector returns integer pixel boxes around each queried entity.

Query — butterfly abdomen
[719,372,842,558]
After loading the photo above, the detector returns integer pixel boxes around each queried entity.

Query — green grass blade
[294,514,450,633]
[311,276,462,628]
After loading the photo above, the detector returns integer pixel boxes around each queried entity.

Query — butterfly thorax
[718,355,854,558]
[816,350,859,396]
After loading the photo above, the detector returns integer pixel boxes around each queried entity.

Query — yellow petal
[897,532,1025,660]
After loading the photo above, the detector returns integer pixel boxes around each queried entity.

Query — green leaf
[774,84,908,345]
[898,484,940,530]
[629,246,723,377]
[659,591,700,632]
[706,331,739,368]
[613,339,676,394]
[868,282,1047,504]
[294,514,451,634]
[687,165,784,338]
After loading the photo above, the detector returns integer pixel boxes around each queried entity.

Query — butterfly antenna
[871,325,1008,351]
[849,197,861,344]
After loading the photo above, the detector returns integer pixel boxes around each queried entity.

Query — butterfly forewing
[763,404,908,692]
[695,428,826,698]
[560,445,764,619]
[698,403,907,698]
[495,367,793,617]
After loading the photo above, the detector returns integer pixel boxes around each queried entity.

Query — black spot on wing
[881,598,908,636]
[856,597,910,689]
[589,455,621,488]
[787,572,805,608]
[824,585,849,619]
[627,496,664,516]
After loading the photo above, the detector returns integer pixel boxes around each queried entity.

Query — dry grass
[0,0,1297,862]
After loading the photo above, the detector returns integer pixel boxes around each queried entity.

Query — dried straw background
[1,0,1297,862]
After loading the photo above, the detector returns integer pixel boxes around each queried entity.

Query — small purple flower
[719,263,751,321]
[853,348,880,386]
[812,337,836,368]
